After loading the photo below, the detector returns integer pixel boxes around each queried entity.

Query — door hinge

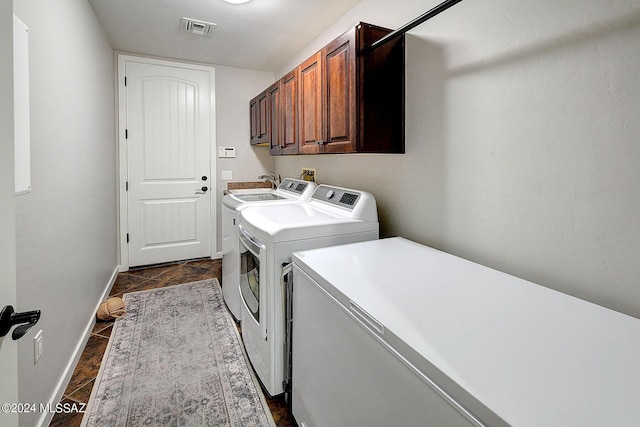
[124,76,127,86]
[126,233,129,243]
[125,181,128,191]
[125,129,128,139]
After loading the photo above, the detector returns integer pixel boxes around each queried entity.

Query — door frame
[117,54,217,271]
[1,5,18,426]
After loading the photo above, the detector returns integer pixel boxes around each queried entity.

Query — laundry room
[1,0,639,426]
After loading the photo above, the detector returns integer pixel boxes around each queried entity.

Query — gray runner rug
[81,279,275,427]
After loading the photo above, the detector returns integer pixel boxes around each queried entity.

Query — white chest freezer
[291,237,640,427]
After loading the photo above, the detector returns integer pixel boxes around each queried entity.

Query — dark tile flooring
[50,258,296,427]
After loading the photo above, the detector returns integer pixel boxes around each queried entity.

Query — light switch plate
[34,329,43,363]
[221,170,233,180]
[218,147,236,158]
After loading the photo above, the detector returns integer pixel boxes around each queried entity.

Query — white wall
[214,65,275,250]
[12,0,117,425]
[275,0,640,318]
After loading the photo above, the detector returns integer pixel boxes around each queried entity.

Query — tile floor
[50,258,296,427]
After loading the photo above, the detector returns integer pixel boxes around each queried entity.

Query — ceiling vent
[181,17,217,37]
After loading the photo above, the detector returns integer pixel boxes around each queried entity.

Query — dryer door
[238,225,267,339]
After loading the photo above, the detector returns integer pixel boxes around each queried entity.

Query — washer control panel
[311,185,361,209]
[279,178,309,196]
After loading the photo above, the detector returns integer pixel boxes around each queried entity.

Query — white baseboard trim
[36,265,120,427]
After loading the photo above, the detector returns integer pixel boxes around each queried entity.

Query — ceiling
[88,0,361,72]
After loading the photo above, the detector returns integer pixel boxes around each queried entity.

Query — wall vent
[181,17,217,36]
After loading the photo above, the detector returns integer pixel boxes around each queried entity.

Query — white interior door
[123,58,214,267]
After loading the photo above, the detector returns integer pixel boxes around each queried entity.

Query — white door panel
[141,198,198,245]
[124,59,214,267]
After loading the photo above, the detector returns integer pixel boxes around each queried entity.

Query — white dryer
[237,184,379,396]
[221,178,315,320]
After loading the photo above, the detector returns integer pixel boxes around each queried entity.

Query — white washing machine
[221,178,315,320]
[237,184,379,396]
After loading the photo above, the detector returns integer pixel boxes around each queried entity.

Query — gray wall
[12,0,117,425]
[214,64,275,251]
[275,0,640,318]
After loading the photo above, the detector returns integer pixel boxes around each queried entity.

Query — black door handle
[0,305,41,340]
[201,186,208,192]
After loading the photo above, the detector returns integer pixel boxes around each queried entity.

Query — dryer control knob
[326,190,335,199]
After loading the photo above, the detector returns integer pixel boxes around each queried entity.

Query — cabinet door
[250,91,268,145]
[298,52,323,155]
[280,69,299,155]
[268,82,281,155]
[257,91,269,144]
[249,96,259,144]
[323,29,356,153]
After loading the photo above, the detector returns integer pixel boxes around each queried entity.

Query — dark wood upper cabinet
[257,91,268,145]
[357,23,405,154]
[249,96,259,144]
[323,29,357,153]
[298,52,323,155]
[249,90,269,146]
[250,22,404,155]
[280,69,299,155]
[267,81,281,154]
[268,70,300,155]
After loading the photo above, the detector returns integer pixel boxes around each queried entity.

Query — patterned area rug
[82,279,275,427]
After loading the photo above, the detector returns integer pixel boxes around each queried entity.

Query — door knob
[195,186,208,194]
[201,186,208,192]
[201,176,208,181]
[0,305,41,340]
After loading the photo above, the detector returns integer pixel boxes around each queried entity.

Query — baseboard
[36,264,120,427]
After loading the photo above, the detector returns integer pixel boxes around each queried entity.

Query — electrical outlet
[301,167,316,183]
[34,330,43,363]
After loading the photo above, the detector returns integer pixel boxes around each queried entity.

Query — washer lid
[240,203,378,242]
[231,193,287,202]
[222,178,316,210]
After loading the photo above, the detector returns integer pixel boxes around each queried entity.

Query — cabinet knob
[315,140,326,145]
